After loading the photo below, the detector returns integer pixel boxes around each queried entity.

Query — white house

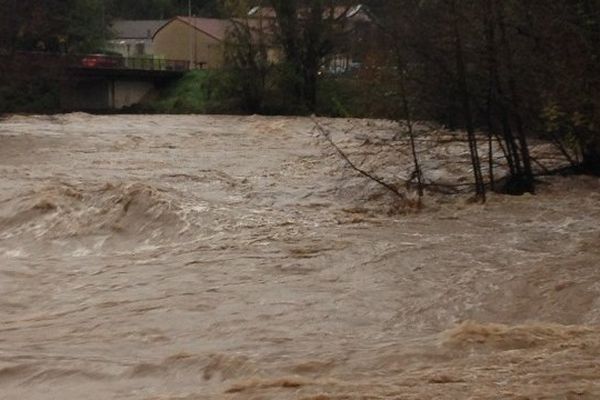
[108,20,168,57]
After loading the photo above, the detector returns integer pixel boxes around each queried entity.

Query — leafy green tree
[106,0,221,19]
[0,0,109,53]
[65,0,109,52]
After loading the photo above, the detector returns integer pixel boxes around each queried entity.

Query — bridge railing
[1,52,198,73]
[122,57,190,71]
[79,54,192,72]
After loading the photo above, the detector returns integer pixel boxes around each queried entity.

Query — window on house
[135,43,145,56]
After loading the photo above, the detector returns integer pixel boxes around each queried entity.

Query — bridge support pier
[60,66,183,112]
[61,78,158,111]
[109,80,157,109]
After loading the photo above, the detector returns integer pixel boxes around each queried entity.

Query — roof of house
[153,17,232,41]
[110,20,168,39]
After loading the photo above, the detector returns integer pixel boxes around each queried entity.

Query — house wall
[108,38,155,58]
[153,20,224,68]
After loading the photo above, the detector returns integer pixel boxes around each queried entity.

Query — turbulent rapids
[0,114,599,399]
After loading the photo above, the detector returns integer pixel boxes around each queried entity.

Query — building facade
[152,17,230,69]
[108,20,168,57]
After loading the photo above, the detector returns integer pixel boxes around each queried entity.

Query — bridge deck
[70,54,192,80]
[3,52,194,80]
[68,66,186,81]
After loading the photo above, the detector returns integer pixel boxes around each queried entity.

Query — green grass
[149,70,214,114]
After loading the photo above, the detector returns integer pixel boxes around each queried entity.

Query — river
[1,114,599,399]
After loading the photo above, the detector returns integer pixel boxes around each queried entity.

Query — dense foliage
[364,0,600,182]
[106,0,221,20]
[0,0,107,54]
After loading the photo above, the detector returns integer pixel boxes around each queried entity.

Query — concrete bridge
[61,56,190,111]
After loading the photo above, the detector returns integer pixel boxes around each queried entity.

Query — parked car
[81,53,124,69]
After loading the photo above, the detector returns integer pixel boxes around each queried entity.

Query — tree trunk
[451,0,486,200]
[582,140,600,175]
[497,0,535,194]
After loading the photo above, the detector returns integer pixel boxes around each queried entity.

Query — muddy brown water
[0,114,599,399]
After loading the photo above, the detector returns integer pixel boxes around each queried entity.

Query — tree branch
[312,118,406,201]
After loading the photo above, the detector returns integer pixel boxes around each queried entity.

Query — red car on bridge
[81,53,125,69]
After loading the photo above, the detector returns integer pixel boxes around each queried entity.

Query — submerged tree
[358,0,600,198]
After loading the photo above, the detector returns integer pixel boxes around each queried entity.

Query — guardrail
[2,51,196,72]
[79,54,192,71]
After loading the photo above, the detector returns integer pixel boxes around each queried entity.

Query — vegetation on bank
[144,70,218,114]
[140,68,363,117]
[0,78,60,115]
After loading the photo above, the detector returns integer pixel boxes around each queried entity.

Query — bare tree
[268,0,347,111]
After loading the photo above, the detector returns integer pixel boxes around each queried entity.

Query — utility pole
[9,0,18,55]
[189,0,193,69]
[101,0,106,43]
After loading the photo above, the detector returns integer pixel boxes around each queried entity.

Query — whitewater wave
[0,182,185,245]
[442,321,598,351]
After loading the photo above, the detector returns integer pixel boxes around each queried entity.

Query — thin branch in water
[528,155,551,175]
[312,119,406,201]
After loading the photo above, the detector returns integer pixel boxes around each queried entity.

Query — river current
[1,114,599,399]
